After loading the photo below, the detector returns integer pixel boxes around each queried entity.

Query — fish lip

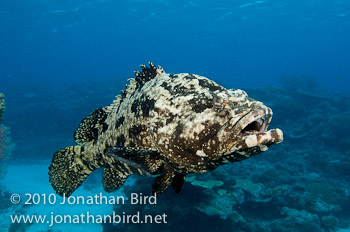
[227,106,273,140]
[237,112,272,138]
[224,128,283,156]
[222,107,282,154]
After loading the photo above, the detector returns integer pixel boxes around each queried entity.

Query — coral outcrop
[0,94,14,179]
[0,93,4,121]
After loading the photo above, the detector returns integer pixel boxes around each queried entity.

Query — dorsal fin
[107,62,165,112]
[134,62,165,86]
[74,107,109,145]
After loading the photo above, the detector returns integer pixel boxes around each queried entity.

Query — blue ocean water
[1,0,350,231]
[1,0,350,91]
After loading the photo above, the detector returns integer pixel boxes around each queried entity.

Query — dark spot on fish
[141,97,155,117]
[102,122,108,132]
[175,124,183,136]
[161,82,176,95]
[184,74,196,80]
[117,134,126,147]
[166,113,175,124]
[189,96,212,113]
[198,79,225,91]
[169,74,178,78]
[115,116,125,129]
[173,84,188,94]
[131,96,155,117]
[161,82,170,89]
[191,104,209,113]
[154,107,160,113]
[129,125,144,138]
[131,99,140,114]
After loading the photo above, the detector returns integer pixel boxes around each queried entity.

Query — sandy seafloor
[1,162,134,231]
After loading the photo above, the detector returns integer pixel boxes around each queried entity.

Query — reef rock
[0,93,5,121]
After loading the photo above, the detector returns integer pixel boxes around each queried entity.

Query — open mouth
[218,106,275,145]
[221,106,283,155]
[238,114,271,138]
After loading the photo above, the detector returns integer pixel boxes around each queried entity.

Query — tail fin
[48,146,97,197]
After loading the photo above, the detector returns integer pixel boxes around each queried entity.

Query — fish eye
[213,96,227,112]
[213,96,223,106]
[214,97,222,104]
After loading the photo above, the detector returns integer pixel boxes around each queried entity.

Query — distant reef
[0,93,14,179]
[0,93,4,121]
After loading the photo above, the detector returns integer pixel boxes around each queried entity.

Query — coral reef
[0,93,5,121]
[280,207,322,232]
[186,175,224,188]
[0,94,14,179]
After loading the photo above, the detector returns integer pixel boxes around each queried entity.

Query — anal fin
[152,172,186,195]
[152,172,175,196]
[171,174,186,194]
[102,167,130,193]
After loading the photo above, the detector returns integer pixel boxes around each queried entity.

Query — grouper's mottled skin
[49,63,283,196]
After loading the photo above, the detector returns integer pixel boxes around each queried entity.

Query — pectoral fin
[106,146,161,176]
